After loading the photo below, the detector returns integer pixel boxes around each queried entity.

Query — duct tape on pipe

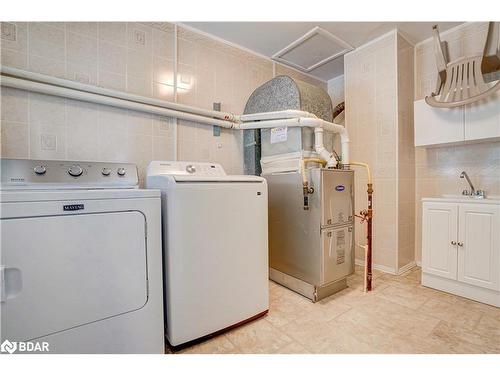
[270,126,287,144]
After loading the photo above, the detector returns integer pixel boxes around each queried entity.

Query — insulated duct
[243,75,334,175]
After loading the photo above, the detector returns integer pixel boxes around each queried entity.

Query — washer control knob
[117,167,126,176]
[33,165,47,175]
[102,167,112,176]
[68,165,83,177]
[186,165,196,174]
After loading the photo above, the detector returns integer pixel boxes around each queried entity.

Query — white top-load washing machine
[0,158,164,354]
[146,161,269,348]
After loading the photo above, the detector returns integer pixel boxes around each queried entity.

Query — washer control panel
[147,161,226,177]
[1,159,139,189]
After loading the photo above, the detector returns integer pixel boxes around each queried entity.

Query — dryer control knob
[33,165,47,175]
[102,167,112,176]
[117,167,126,176]
[68,165,83,177]
[186,165,196,174]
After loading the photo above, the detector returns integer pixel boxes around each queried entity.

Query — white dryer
[0,158,164,354]
[146,161,269,348]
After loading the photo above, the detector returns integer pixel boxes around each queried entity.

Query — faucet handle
[475,190,486,199]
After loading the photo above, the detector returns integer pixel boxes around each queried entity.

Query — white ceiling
[183,22,464,81]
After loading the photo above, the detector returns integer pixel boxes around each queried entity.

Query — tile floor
[172,266,500,354]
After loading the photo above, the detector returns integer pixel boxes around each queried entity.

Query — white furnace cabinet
[422,198,500,307]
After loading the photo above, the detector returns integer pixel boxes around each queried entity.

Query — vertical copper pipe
[366,183,373,291]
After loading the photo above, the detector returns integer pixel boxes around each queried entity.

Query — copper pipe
[366,183,373,291]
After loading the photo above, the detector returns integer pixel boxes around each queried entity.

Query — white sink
[422,195,500,204]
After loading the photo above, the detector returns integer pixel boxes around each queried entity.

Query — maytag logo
[63,204,84,211]
[1,339,49,354]
[335,185,345,192]
[10,178,25,182]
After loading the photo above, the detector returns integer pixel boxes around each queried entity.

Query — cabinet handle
[458,242,464,247]
[451,241,457,245]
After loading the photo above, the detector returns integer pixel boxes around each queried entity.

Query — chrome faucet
[460,171,485,198]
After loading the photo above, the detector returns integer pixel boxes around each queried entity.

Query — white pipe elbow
[313,128,336,167]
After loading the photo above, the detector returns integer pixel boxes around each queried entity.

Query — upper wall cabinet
[414,91,500,147]
[465,90,500,141]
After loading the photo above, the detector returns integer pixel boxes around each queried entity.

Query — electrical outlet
[40,134,57,151]
[134,30,146,46]
[1,22,16,41]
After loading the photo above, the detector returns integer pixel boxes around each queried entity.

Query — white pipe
[237,116,350,164]
[1,75,236,128]
[313,128,336,167]
[0,65,240,123]
[240,110,317,122]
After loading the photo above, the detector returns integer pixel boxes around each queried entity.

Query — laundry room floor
[170,266,500,354]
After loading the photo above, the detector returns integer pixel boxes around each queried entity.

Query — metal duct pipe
[0,75,237,129]
[0,65,240,123]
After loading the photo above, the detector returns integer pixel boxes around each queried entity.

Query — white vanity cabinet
[414,91,500,147]
[422,198,500,307]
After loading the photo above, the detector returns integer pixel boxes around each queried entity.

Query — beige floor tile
[273,340,311,354]
[429,321,494,353]
[265,289,317,328]
[225,317,293,354]
[337,296,441,339]
[280,316,373,354]
[377,285,429,310]
[179,334,240,354]
[180,268,500,354]
[418,298,483,330]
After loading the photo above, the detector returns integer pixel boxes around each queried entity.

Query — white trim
[416,260,422,267]
[422,272,500,307]
[397,261,417,275]
[271,26,353,72]
[355,258,397,275]
[176,22,327,84]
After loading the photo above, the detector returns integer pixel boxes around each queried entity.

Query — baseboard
[355,259,397,275]
[416,261,422,267]
[397,261,417,275]
[355,259,418,276]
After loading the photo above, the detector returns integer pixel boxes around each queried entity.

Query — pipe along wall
[0,68,373,292]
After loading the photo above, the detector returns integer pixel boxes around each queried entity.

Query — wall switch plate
[213,102,221,137]
[134,30,146,46]
[1,22,16,41]
[40,134,57,151]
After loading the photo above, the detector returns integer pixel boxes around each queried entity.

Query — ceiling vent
[272,26,354,72]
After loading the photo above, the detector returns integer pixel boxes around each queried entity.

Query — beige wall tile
[1,121,29,158]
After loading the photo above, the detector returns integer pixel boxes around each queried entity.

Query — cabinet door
[422,202,458,279]
[458,204,500,291]
[414,99,464,146]
[465,91,500,141]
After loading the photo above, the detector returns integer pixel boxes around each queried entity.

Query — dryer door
[1,211,147,341]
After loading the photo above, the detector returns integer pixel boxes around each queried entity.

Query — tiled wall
[344,31,417,273]
[414,22,500,262]
[0,22,176,185]
[175,26,274,174]
[397,34,415,270]
[344,31,400,272]
[1,22,327,182]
